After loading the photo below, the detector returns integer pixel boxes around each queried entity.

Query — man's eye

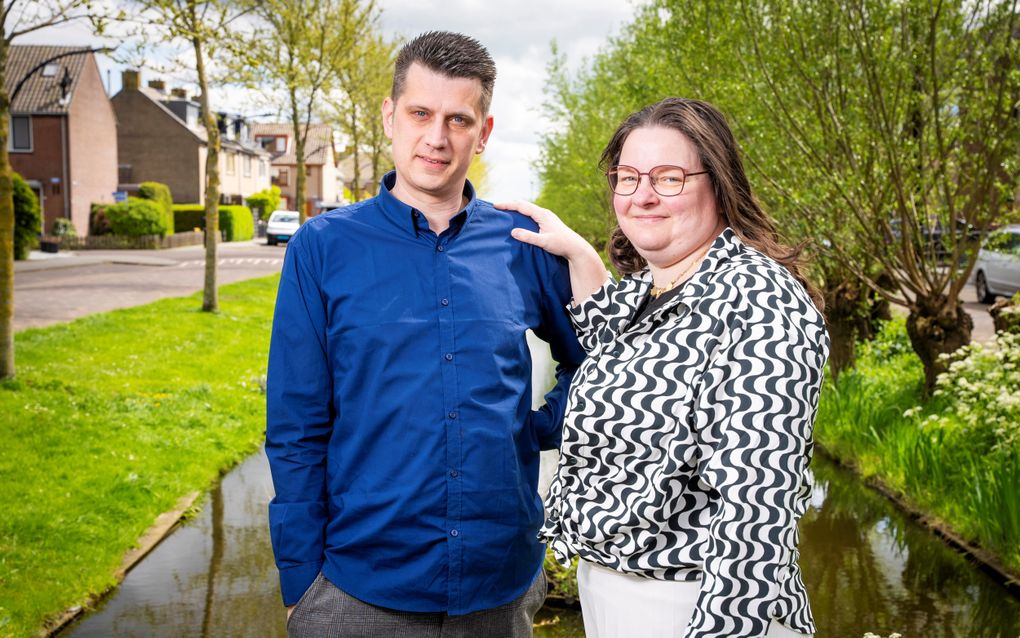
[412,110,427,118]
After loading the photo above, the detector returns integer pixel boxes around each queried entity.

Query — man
[266,31,586,637]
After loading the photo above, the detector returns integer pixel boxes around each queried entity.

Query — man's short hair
[392,31,497,115]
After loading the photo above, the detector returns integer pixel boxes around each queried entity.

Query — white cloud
[17,0,647,201]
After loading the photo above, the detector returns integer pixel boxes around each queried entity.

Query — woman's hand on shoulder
[495,200,609,305]
[495,200,590,261]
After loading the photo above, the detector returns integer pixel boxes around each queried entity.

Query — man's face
[382,63,494,207]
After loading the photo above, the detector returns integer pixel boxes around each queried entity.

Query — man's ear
[382,97,395,139]
[476,114,494,153]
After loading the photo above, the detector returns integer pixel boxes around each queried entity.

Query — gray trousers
[287,570,547,638]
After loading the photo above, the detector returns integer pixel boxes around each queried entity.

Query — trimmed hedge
[172,204,254,242]
[14,172,41,260]
[137,181,174,236]
[106,198,169,237]
[245,186,282,220]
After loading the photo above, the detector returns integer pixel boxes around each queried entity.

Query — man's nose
[423,119,447,148]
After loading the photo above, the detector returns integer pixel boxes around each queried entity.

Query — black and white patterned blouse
[540,228,829,638]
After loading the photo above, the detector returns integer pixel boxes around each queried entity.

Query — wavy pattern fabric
[540,229,829,638]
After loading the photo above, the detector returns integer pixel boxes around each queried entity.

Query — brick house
[5,45,118,235]
[252,123,339,216]
[112,71,270,205]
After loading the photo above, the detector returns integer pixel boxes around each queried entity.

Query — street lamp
[10,46,116,104]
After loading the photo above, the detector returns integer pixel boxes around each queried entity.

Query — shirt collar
[376,171,479,237]
[624,227,743,320]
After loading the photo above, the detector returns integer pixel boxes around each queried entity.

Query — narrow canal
[60,450,1020,637]
[61,342,1020,637]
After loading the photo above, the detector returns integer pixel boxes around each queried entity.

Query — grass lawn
[0,275,280,637]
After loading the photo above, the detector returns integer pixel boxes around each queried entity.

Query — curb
[43,491,201,637]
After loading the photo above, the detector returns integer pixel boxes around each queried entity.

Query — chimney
[148,79,166,93]
[170,87,188,100]
[122,70,140,91]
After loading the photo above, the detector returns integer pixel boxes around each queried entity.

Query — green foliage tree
[239,0,377,222]
[1,0,99,379]
[325,32,396,200]
[536,0,1020,389]
[12,172,40,260]
[245,185,281,220]
[732,0,1020,390]
[123,0,246,313]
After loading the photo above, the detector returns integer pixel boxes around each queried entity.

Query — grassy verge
[0,275,280,637]
[816,319,1020,575]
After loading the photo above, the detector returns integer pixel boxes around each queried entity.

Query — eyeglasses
[606,164,709,197]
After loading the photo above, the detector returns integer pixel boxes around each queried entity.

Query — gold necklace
[649,245,712,298]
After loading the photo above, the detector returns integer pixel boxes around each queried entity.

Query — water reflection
[801,457,1020,637]
[62,449,1020,638]
[64,450,287,637]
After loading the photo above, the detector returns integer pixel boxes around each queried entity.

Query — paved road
[13,240,287,332]
[13,240,997,341]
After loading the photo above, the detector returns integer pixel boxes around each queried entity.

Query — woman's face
[613,126,723,269]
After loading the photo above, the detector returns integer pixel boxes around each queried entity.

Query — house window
[119,164,133,183]
[278,168,289,186]
[226,152,236,175]
[244,155,251,177]
[42,64,59,78]
[259,160,266,177]
[276,137,286,153]
[9,115,31,151]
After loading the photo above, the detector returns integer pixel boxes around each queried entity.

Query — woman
[497,97,828,638]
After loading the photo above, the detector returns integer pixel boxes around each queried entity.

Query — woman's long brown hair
[601,97,822,309]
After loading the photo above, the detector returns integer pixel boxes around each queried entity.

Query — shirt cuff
[567,275,615,335]
[278,560,324,606]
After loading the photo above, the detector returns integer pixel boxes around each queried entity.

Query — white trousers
[577,560,812,638]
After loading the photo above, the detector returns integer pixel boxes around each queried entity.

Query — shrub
[137,181,174,236]
[245,186,281,220]
[172,204,254,241]
[913,332,1020,453]
[51,218,77,238]
[106,197,169,237]
[13,172,41,260]
[90,203,113,236]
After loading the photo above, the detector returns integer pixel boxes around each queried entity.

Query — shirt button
[450,529,459,537]
[450,470,459,478]
[437,245,445,252]
[441,298,449,306]
[444,353,454,361]
[448,411,458,419]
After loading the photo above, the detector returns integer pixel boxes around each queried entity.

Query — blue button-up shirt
[266,172,585,615]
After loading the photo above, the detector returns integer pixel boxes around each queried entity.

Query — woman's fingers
[494,200,548,222]
[510,227,543,247]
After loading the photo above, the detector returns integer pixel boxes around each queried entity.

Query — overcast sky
[19,1,645,201]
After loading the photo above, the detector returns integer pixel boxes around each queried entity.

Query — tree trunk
[822,273,890,380]
[291,90,307,224]
[194,32,220,313]
[906,294,973,394]
[0,42,13,380]
[349,104,361,202]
